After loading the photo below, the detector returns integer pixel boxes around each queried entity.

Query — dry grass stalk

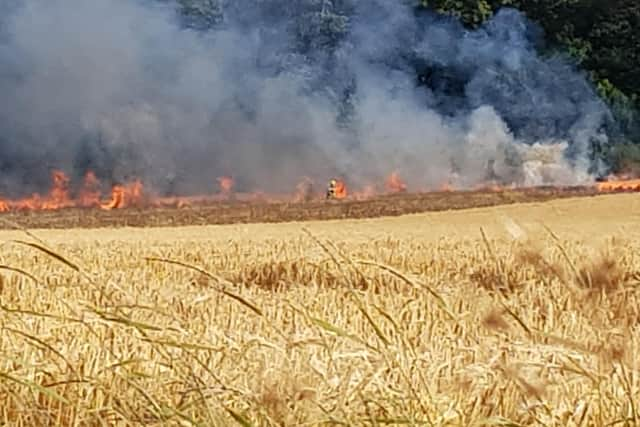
[0,194,638,425]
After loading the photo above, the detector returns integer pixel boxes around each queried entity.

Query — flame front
[0,170,75,211]
[385,171,407,193]
[79,171,101,207]
[101,180,144,210]
[0,170,148,212]
[440,182,454,192]
[596,178,640,192]
[41,170,72,210]
[1,168,639,214]
[333,179,347,199]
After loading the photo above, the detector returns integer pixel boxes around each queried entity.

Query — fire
[484,184,505,192]
[0,170,102,211]
[596,178,640,192]
[101,180,144,210]
[1,169,75,211]
[79,171,101,207]
[101,186,125,210]
[217,176,234,196]
[385,171,407,193]
[41,170,72,210]
[3,166,640,215]
[333,179,347,199]
[440,182,454,192]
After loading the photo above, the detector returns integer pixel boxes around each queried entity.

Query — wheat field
[0,193,639,426]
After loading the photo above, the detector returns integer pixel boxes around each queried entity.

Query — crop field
[0,193,639,426]
[0,185,599,229]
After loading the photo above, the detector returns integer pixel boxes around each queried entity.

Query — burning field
[1,0,638,423]
[0,0,621,221]
[0,167,637,229]
[0,193,638,425]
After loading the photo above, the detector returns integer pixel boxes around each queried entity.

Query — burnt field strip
[0,185,606,230]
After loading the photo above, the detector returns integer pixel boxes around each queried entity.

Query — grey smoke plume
[0,0,610,197]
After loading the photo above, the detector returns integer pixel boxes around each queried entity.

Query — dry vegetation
[0,193,639,426]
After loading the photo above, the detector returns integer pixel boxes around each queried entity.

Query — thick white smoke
[0,0,611,196]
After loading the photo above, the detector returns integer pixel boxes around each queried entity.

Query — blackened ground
[0,185,617,230]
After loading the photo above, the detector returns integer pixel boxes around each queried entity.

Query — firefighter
[326,179,337,199]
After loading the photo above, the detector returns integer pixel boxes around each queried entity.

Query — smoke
[0,0,611,197]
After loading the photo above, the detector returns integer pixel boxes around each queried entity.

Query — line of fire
[0,167,638,213]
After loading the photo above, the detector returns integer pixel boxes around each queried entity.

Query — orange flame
[596,178,640,192]
[10,166,640,214]
[101,180,144,210]
[440,182,454,192]
[485,184,505,192]
[217,176,234,196]
[385,171,407,193]
[79,171,102,207]
[101,186,125,210]
[41,170,72,210]
[333,179,347,199]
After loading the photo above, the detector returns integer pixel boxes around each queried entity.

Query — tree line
[417,0,640,173]
[175,0,639,174]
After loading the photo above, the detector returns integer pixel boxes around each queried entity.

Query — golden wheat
[0,193,638,426]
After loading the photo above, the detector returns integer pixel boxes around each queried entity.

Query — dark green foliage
[597,79,640,143]
[414,0,640,158]
[416,0,494,26]
[602,143,640,175]
[172,0,639,171]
